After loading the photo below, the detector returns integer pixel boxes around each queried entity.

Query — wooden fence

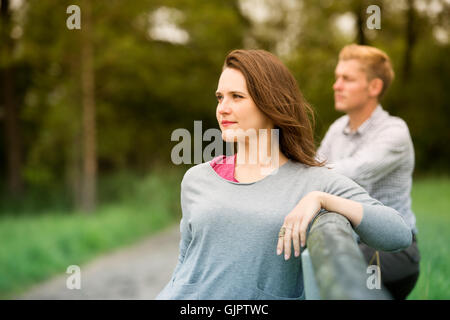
[301,212,392,299]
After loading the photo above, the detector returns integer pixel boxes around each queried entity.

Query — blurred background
[0,0,449,299]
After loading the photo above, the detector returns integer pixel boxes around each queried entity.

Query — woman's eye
[216,95,222,101]
[233,94,243,99]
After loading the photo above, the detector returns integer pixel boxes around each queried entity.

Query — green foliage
[1,0,447,301]
[1,0,449,199]
[407,176,450,299]
[0,167,184,298]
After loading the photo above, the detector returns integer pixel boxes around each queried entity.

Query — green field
[407,176,450,299]
[0,173,448,299]
[0,168,184,299]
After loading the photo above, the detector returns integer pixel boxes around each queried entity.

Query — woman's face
[215,67,274,143]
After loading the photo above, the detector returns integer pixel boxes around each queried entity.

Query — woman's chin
[222,135,237,143]
[221,129,238,142]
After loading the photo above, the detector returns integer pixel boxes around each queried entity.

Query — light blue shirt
[317,105,417,233]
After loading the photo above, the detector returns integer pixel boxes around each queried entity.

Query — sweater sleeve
[320,169,412,252]
[155,176,193,300]
[168,177,193,282]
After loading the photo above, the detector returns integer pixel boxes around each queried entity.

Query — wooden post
[306,212,391,299]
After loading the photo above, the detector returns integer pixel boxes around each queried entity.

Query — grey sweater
[156,159,412,300]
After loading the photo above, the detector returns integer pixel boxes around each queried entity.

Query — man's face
[333,59,372,113]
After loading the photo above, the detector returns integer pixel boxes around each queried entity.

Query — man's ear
[368,78,384,98]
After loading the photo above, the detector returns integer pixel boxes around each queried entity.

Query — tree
[1,0,24,196]
[402,0,418,81]
[80,0,97,212]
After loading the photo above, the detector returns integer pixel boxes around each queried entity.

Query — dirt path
[17,225,180,300]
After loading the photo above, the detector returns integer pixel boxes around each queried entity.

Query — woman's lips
[221,121,237,127]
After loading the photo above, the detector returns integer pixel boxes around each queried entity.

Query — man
[317,44,420,299]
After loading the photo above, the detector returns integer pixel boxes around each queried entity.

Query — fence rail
[302,212,391,300]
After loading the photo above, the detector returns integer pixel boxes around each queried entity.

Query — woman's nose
[217,99,231,114]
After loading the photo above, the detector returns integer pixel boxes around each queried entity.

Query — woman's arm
[277,186,412,260]
[277,191,352,260]
[319,191,363,226]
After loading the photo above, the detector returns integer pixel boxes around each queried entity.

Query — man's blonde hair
[339,44,395,99]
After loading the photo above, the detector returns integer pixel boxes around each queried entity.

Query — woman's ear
[368,78,384,98]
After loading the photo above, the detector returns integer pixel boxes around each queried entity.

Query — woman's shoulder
[181,159,217,186]
[288,160,330,176]
[183,161,211,176]
[288,161,355,187]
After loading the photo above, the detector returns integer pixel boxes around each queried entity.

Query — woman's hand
[276,191,364,260]
[277,191,323,260]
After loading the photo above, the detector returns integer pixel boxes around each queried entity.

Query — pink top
[210,154,239,182]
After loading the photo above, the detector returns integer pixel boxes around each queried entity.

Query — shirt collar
[343,104,383,136]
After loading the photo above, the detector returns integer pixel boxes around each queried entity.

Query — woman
[156,49,412,300]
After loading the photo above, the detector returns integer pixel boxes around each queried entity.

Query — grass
[407,176,450,300]
[0,166,185,299]
[0,172,448,299]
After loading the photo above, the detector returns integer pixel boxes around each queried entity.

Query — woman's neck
[235,136,288,172]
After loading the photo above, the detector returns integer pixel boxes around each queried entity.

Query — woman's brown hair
[223,49,323,167]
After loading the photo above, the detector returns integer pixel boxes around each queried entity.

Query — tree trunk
[355,0,367,45]
[403,0,417,81]
[67,127,82,210]
[80,0,97,212]
[1,0,24,196]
